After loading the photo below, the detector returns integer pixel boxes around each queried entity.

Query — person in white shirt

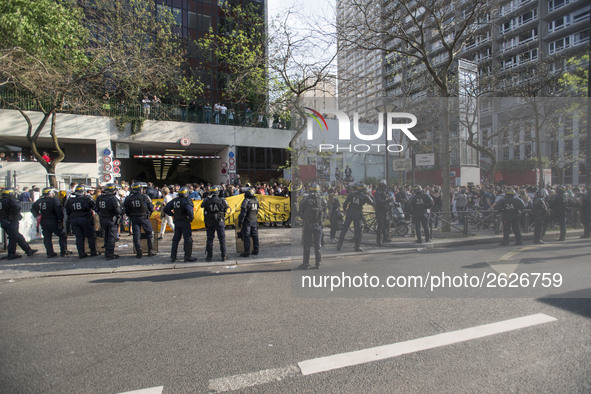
[158,187,175,239]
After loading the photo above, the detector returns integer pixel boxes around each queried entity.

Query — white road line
[118,387,163,394]
[298,313,556,375]
[209,365,300,392]
[209,313,557,392]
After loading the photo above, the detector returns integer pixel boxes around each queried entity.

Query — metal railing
[0,90,295,130]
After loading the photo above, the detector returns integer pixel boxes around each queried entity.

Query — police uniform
[96,187,122,259]
[581,187,591,239]
[65,188,98,258]
[549,187,569,241]
[31,189,68,257]
[409,187,434,243]
[238,190,259,257]
[124,186,156,258]
[374,185,392,245]
[327,194,341,242]
[202,188,229,261]
[0,190,37,259]
[495,190,525,245]
[532,191,549,244]
[164,190,196,262]
[297,188,327,269]
[337,184,374,252]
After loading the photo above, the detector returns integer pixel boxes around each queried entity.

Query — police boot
[90,250,100,257]
[136,250,142,258]
[26,249,38,256]
[106,254,119,260]
[7,254,22,260]
[184,256,197,262]
[206,254,213,262]
[170,254,177,263]
[47,252,58,258]
[61,250,73,257]
[221,255,227,262]
[240,252,250,257]
[295,263,310,270]
[148,249,158,257]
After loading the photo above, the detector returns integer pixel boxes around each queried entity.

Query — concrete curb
[0,229,584,281]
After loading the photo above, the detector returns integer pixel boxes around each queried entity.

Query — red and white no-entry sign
[113,160,121,166]
[103,156,112,164]
[103,174,112,181]
[180,137,191,146]
[103,164,112,171]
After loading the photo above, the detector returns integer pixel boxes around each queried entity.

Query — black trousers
[413,214,430,242]
[303,223,322,265]
[242,221,259,253]
[41,220,67,256]
[502,219,522,243]
[206,221,226,257]
[130,216,153,253]
[171,220,192,259]
[71,216,96,256]
[1,220,31,256]
[337,211,362,249]
[100,218,118,257]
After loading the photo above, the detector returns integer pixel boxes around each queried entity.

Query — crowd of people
[2,177,590,268]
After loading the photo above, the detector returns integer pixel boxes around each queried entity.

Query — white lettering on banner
[319,144,404,153]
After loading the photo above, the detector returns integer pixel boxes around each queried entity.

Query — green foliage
[198,3,266,110]
[559,54,589,97]
[115,115,145,135]
[0,0,89,68]
[177,76,204,102]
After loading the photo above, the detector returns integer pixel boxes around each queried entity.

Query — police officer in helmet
[296,183,327,270]
[495,188,525,246]
[374,182,393,246]
[96,183,122,260]
[124,182,157,258]
[532,187,549,244]
[409,185,434,243]
[549,185,571,241]
[202,185,229,262]
[337,183,374,252]
[65,184,99,258]
[31,187,69,257]
[164,186,197,262]
[0,188,38,259]
[238,187,259,257]
[581,185,591,239]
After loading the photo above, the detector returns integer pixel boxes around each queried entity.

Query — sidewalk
[0,227,584,281]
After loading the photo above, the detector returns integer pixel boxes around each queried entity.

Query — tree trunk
[440,98,451,232]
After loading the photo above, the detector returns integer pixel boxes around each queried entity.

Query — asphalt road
[1,240,590,393]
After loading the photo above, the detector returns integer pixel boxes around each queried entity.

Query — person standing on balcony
[142,96,151,118]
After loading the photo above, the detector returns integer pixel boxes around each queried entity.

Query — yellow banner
[151,195,291,231]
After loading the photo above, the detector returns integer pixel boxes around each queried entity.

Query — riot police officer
[337,183,374,252]
[374,183,393,246]
[581,185,591,239]
[96,183,122,260]
[327,190,341,243]
[31,187,69,257]
[202,185,229,262]
[409,185,434,243]
[65,184,99,258]
[549,185,570,241]
[297,183,327,270]
[495,188,525,246]
[164,186,196,262]
[238,187,259,257]
[0,189,37,259]
[124,182,157,258]
[532,188,549,244]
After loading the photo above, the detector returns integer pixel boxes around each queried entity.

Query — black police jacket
[343,192,373,214]
[239,196,259,225]
[202,194,229,226]
[124,193,153,217]
[31,197,64,221]
[0,197,23,222]
[96,194,122,219]
[65,195,96,219]
[164,197,194,222]
[495,196,525,221]
[409,193,434,216]
[299,194,327,225]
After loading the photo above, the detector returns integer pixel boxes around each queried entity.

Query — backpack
[303,196,323,224]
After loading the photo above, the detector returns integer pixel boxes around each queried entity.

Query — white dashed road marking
[209,313,557,392]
